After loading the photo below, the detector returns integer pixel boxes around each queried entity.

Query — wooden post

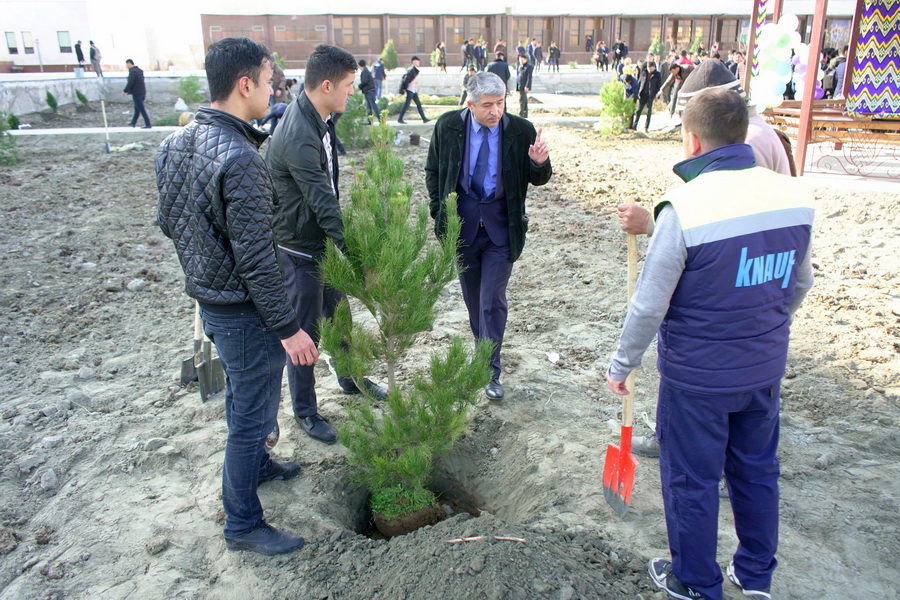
[744,0,764,91]
[841,0,863,103]
[773,0,785,23]
[794,0,829,175]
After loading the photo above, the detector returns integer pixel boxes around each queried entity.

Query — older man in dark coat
[425,72,552,400]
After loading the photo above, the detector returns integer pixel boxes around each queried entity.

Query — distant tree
[75,90,90,105]
[690,34,703,54]
[380,39,399,71]
[649,36,664,56]
[0,112,19,165]
[178,75,205,105]
[46,91,58,113]
[272,51,288,71]
[598,80,635,134]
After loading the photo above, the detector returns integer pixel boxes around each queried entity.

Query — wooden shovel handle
[622,233,638,428]
[193,302,204,343]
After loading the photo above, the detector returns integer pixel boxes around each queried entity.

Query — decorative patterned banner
[847,0,900,117]
[751,0,771,76]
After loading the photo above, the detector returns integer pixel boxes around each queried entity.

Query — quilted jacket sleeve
[221,152,300,339]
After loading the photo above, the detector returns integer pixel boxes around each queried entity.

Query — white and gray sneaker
[727,561,772,599]
[648,558,704,600]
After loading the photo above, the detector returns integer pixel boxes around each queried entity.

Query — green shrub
[178,75,204,105]
[569,61,578,69]
[335,94,372,150]
[429,48,441,68]
[598,80,635,134]
[649,36,664,56]
[420,95,458,106]
[0,112,18,166]
[46,91,58,113]
[75,90,89,105]
[376,97,389,111]
[7,113,20,130]
[380,39,399,71]
[387,98,404,116]
[154,113,182,127]
[272,51,287,71]
[690,35,703,54]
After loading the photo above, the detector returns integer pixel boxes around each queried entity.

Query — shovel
[100,100,111,153]
[182,305,225,402]
[603,232,640,518]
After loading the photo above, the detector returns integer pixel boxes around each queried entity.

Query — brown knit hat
[676,59,746,113]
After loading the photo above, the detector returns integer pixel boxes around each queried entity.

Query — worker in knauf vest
[606,87,815,600]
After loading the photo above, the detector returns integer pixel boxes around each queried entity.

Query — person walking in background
[585,35,594,53]
[266,44,388,446]
[425,71,552,401]
[548,41,560,72]
[260,102,287,133]
[613,38,629,70]
[459,65,476,105]
[527,38,537,66]
[632,61,661,132]
[487,52,512,95]
[157,36,317,557]
[89,41,103,77]
[658,62,694,117]
[607,87,814,600]
[398,56,430,124]
[372,56,386,99]
[474,41,486,72]
[598,41,610,71]
[271,62,287,106]
[436,42,447,73]
[122,59,151,128]
[357,59,381,121]
[533,42,544,73]
[74,40,86,70]
[494,39,507,56]
[516,41,526,60]
[516,53,533,118]
[463,38,475,71]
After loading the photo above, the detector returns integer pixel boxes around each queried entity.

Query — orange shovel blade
[603,438,638,518]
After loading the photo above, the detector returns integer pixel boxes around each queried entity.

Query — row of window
[5,30,73,55]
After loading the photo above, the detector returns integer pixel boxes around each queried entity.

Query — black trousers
[518,89,528,118]
[634,95,653,130]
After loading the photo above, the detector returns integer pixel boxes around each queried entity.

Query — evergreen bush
[46,92,58,113]
[154,113,182,127]
[421,95,459,106]
[376,97,389,112]
[7,113,20,130]
[598,80,636,134]
[178,75,204,105]
[319,121,492,520]
[75,90,89,105]
[0,112,19,166]
[569,61,578,69]
[272,51,288,71]
[335,94,372,150]
[690,35,703,54]
[429,48,441,68]
[380,40,399,71]
[649,36,664,56]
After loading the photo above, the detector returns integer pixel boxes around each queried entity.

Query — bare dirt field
[0,116,898,600]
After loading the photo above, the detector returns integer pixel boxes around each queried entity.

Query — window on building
[274,25,327,42]
[588,18,604,45]
[212,26,266,42]
[5,32,17,54]
[566,18,580,49]
[718,20,740,51]
[466,16,488,43]
[334,17,354,47]
[396,17,412,46]
[22,31,34,54]
[358,17,380,48]
[57,30,72,53]
[446,17,464,46]
[512,18,530,47]
[824,19,851,50]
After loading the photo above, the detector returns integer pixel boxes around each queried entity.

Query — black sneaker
[258,460,301,486]
[339,377,388,400]
[225,521,305,556]
[296,414,337,444]
[648,558,704,600]
[727,561,772,599]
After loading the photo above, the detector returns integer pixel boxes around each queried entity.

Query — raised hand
[528,127,550,165]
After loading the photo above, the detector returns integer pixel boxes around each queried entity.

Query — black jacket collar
[297,89,330,137]
[196,107,268,148]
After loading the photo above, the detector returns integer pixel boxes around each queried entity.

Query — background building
[1,0,856,73]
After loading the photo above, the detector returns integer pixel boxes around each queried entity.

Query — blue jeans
[130,93,151,127]
[200,306,285,538]
[658,379,780,600]
[375,79,383,99]
[364,90,381,120]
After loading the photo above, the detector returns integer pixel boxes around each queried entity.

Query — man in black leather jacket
[267,44,387,446]
[157,37,317,557]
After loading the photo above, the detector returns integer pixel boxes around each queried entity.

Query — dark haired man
[267,44,387,446]
[515,53,533,118]
[632,62,661,132]
[122,59,151,128]
[357,59,380,121]
[157,37,317,556]
[607,87,814,600]
[487,52,512,94]
[398,56,430,124]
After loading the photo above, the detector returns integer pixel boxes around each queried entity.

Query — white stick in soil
[100,100,111,153]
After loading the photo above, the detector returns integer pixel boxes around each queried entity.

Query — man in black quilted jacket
[156,37,317,556]
[267,44,388,446]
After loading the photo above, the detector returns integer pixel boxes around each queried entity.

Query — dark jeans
[548,57,559,72]
[200,306,284,538]
[399,90,427,121]
[363,90,381,120]
[518,89,528,118]
[130,93,151,127]
[277,252,352,418]
[457,226,514,379]
[657,379,780,600]
[633,94,653,130]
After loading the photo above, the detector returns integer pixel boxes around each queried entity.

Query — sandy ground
[0,112,898,600]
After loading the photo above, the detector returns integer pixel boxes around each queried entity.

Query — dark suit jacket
[516,63,533,91]
[487,59,511,85]
[425,109,552,262]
